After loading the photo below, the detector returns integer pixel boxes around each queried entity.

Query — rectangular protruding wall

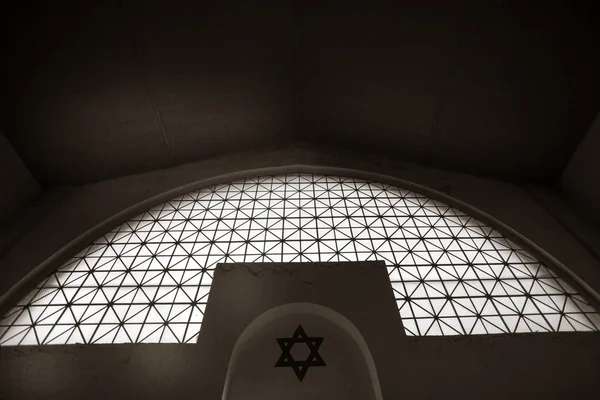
[0,132,40,222]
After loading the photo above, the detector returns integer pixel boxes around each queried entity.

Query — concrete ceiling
[2,1,599,186]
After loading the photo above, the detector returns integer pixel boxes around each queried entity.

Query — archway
[222,302,383,400]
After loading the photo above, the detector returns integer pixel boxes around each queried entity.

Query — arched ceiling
[1,1,599,186]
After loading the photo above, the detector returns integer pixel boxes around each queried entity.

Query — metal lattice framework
[1,174,599,345]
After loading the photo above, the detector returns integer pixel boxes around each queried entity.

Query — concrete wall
[1,333,598,400]
[1,148,600,398]
[0,133,40,223]
[1,262,599,400]
[6,2,599,186]
[562,111,600,225]
[2,144,600,315]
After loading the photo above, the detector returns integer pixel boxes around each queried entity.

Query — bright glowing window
[1,174,598,345]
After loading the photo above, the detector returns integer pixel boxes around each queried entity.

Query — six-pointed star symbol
[275,325,326,381]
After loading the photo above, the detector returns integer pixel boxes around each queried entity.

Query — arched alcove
[222,302,383,400]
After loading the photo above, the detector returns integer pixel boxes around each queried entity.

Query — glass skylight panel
[1,174,598,345]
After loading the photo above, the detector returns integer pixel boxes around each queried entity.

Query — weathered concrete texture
[2,145,600,316]
[1,262,599,399]
[2,1,294,186]
[1,334,599,400]
[0,133,40,222]
[3,2,599,185]
[562,111,600,226]
[297,1,600,181]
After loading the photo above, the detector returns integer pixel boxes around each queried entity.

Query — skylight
[1,174,598,345]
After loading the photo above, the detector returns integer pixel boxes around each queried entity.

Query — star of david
[275,325,326,381]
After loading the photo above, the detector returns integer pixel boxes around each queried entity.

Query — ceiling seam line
[118,0,173,162]
[429,0,470,144]
[291,0,301,142]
